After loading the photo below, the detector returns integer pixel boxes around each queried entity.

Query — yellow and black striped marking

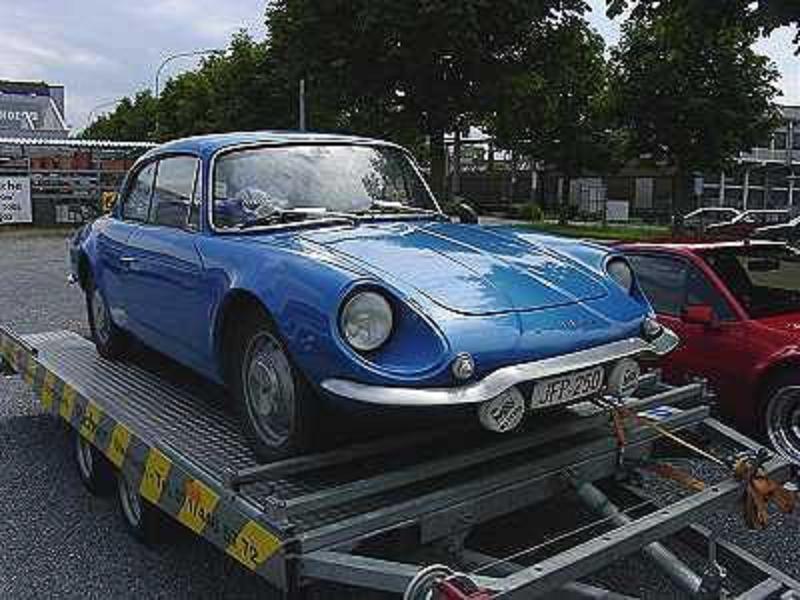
[0,329,287,586]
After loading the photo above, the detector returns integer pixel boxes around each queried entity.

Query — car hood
[299,221,608,315]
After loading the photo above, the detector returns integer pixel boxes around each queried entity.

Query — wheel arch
[213,289,275,383]
[77,251,93,291]
[754,355,800,427]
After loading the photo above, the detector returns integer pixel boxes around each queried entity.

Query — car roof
[621,239,788,256]
[140,130,398,161]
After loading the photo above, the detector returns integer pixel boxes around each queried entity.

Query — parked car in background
[705,209,790,240]
[683,207,741,235]
[622,240,800,462]
[753,213,800,246]
[69,131,677,460]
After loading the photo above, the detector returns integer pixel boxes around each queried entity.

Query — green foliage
[485,17,618,181]
[81,91,157,141]
[266,0,589,198]
[529,203,544,223]
[606,1,800,49]
[81,32,295,142]
[608,0,781,208]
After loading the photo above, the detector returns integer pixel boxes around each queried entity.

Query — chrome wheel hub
[766,386,800,464]
[92,289,111,344]
[243,333,295,448]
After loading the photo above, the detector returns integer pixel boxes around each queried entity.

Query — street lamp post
[86,98,125,129]
[153,48,224,137]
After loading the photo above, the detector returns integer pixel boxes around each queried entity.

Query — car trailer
[1,326,798,600]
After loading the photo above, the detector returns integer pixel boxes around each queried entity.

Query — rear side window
[123,162,156,221]
[628,254,686,316]
[629,253,735,321]
[150,156,199,229]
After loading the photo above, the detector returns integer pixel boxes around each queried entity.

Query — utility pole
[299,78,307,131]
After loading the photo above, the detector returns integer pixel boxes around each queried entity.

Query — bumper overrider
[320,326,679,407]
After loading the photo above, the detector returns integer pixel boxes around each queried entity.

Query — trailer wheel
[74,432,115,495]
[116,470,163,545]
[86,273,128,360]
[231,310,316,461]
[763,375,800,464]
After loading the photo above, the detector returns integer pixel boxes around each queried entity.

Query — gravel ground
[0,234,797,599]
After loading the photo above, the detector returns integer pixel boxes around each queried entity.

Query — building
[701,105,800,211]
[0,80,69,139]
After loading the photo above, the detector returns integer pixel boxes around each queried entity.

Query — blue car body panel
[72,131,658,408]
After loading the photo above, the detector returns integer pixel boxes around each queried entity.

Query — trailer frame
[1,325,798,599]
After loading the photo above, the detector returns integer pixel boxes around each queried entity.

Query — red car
[621,240,800,462]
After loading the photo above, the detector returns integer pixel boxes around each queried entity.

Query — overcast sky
[1,0,797,135]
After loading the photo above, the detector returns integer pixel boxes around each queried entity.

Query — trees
[81,91,156,141]
[486,17,616,219]
[265,0,587,200]
[81,32,293,142]
[608,1,781,214]
[607,0,800,49]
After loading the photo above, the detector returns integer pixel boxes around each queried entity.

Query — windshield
[703,246,800,318]
[212,144,438,229]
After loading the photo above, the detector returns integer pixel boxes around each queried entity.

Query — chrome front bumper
[320,327,679,407]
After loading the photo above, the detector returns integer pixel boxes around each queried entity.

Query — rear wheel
[74,432,115,495]
[85,273,128,359]
[229,309,317,461]
[116,470,163,545]
[763,373,800,463]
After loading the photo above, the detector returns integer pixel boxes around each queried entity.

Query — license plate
[531,366,604,409]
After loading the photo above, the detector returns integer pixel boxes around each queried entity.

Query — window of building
[773,132,788,150]
[122,162,156,221]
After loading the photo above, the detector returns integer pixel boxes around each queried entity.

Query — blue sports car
[70,131,678,459]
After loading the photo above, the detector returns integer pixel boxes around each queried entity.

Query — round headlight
[340,291,393,352]
[607,258,634,293]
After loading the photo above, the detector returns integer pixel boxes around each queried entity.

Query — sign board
[0,176,32,224]
[0,102,44,130]
[606,200,630,222]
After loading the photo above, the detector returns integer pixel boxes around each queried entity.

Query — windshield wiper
[360,200,444,218]
[238,208,358,230]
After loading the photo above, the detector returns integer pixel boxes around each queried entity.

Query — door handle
[120,256,137,265]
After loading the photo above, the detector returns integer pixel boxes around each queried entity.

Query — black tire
[762,372,800,464]
[85,272,128,360]
[229,308,317,461]
[74,432,115,496]
[116,470,164,545]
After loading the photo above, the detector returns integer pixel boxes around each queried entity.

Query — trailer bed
[2,326,798,599]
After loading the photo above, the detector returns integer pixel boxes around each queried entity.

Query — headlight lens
[340,291,393,352]
[606,257,634,293]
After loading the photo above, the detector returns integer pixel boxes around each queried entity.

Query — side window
[628,254,687,316]
[685,266,735,321]
[150,156,199,229]
[122,162,156,221]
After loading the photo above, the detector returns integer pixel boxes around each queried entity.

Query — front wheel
[230,312,317,461]
[86,274,128,359]
[763,376,800,464]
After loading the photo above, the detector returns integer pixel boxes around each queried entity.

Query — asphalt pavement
[0,233,798,599]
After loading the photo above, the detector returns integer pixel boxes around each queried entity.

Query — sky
[0,0,797,134]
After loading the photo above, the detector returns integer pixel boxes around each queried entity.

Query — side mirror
[456,203,479,225]
[682,305,718,328]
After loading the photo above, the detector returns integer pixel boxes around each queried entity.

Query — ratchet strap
[601,400,796,529]
[734,453,796,530]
